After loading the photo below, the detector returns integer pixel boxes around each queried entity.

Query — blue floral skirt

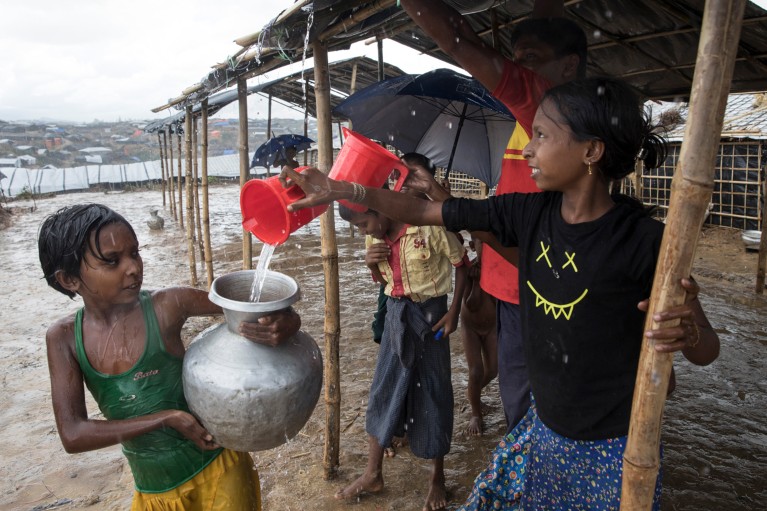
[459,405,662,510]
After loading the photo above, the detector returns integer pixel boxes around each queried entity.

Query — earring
[587,162,593,175]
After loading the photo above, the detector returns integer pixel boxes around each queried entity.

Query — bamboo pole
[184,107,198,286]
[166,129,176,221]
[756,173,767,293]
[266,94,273,178]
[157,132,166,207]
[177,131,185,230]
[201,99,214,289]
[313,40,341,480]
[238,77,252,269]
[303,107,309,166]
[193,116,204,265]
[621,1,746,509]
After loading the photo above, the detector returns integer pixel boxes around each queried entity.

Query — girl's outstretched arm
[282,167,444,227]
[45,318,218,453]
[639,277,720,366]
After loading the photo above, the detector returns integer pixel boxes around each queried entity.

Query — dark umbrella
[250,134,314,169]
[332,68,515,186]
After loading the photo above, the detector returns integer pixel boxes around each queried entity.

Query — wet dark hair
[38,203,136,298]
[401,152,436,177]
[338,203,375,222]
[540,77,667,181]
[510,17,588,79]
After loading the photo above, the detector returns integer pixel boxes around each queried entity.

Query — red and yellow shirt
[366,225,465,303]
[480,60,551,304]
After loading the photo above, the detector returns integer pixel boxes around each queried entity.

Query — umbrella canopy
[332,68,515,186]
[250,134,314,169]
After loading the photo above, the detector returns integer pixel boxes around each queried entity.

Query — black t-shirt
[443,192,664,440]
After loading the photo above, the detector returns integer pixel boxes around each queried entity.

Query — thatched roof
[152,0,767,113]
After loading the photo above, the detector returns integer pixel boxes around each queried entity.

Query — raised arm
[283,167,445,227]
[400,0,506,91]
[400,0,565,92]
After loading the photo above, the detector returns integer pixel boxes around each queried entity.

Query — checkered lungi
[365,294,454,459]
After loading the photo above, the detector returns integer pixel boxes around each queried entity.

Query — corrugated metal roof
[155,0,767,112]
[653,92,767,140]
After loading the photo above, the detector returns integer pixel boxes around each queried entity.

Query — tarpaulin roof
[155,0,767,112]
[147,56,404,132]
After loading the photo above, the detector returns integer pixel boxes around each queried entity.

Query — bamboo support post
[167,129,176,221]
[193,117,204,264]
[157,132,166,206]
[177,132,185,230]
[266,94,273,178]
[201,99,214,289]
[620,1,746,509]
[313,40,341,480]
[184,107,198,286]
[756,174,767,293]
[238,77,252,269]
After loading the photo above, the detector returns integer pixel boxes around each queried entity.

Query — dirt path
[0,187,764,511]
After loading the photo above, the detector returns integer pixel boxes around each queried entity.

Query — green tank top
[74,290,221,493]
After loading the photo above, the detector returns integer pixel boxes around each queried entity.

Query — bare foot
[393,435,408,448]
[334,472,384,500]
[423,479,448,510]
[466,415,483,436]
[384,445,396,457]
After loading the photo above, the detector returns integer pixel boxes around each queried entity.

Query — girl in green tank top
[38,204,301,509]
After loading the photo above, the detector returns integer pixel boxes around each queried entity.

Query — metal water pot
[183,270,323,452]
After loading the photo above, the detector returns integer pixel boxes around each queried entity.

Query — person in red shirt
[400,0,587,432]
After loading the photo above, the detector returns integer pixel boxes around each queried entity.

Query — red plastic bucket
[240,167,329,246]
[329,128,409,212]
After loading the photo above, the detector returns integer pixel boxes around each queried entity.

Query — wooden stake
[201,99,214,289]
[313,40,342,480]
[621,1,746,509]
[193,116,204,264]
[177,131,185,230]
[266,93,273,178]
[167,128,176,221]
[756,174,767,293]
[157,132,166,207]
[238,77,252,269]
[184,107,198,286]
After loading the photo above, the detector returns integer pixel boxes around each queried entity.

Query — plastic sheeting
[0,153,270,197]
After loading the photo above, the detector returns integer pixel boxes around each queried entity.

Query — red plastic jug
[240,167,329,245]
[329,128,409,212]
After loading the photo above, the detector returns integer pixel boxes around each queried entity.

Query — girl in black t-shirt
[280,77,720,511]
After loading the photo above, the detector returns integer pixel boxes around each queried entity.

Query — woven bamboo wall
[621,140,764,230]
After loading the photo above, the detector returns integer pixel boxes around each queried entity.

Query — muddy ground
[0,186,764,511]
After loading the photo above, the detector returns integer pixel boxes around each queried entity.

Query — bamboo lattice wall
[621,140,764,230]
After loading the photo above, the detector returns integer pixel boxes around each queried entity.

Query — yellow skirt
[131,449,261,511]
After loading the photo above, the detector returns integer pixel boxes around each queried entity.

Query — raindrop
[410,109,417,117]
[605,9,613,18]
[651,371,661,386]
[562,354,569,364]
[597,85,606,96]
[416,382,421,387]
[611,116,619,126]
[593,29,601,39]
[455,37,460,43]
[447,121,453,130]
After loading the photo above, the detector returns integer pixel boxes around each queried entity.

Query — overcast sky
[0,0,458,124]
[3,1,767,124]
